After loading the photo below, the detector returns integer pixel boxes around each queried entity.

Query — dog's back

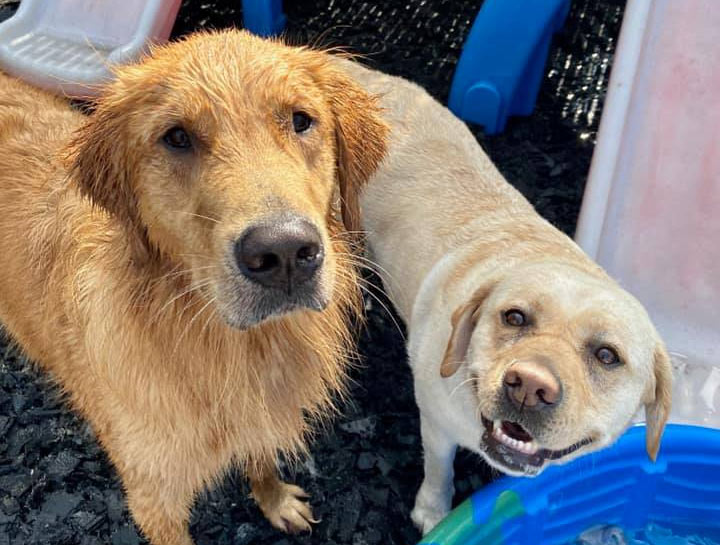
[0,74,90,363]
[343,61,538,319]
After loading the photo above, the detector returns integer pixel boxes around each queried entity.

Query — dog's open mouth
[480,415,593,475]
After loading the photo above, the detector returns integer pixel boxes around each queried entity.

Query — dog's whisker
[335,261,397,313]
[159,279,213,312]
[335,252,400,289]
[172,295,208,325]
[352,278,406,341]
[336,263,393,302]
[177,253,217,260]
[335,255,389,287]
[171,296,217,357]
[174,211,222,224]
[150,265,218,284]
[332,229,369,236]
[450,376,476,399]
[188,297,217,330]
[199,306,218,338]
[354,276,393,305]
[153,278,215,323]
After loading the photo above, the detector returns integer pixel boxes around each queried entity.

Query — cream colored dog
[342,61,672,534]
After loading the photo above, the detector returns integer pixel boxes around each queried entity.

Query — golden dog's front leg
[110,434,215,545]
[124,477,196,545]
[248,460,316,534]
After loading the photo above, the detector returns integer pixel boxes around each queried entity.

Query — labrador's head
[441,262,672,476]
[70,30,387,328]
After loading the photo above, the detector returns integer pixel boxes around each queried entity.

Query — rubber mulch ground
[0,1,625,543]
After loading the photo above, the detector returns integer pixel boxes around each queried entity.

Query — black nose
[235,218,324,293]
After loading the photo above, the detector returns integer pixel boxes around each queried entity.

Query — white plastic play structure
[576,0,720,428]
[0,0,181,97]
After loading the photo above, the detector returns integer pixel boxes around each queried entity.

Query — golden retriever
[0,31,387,545]
[341,60,672,534]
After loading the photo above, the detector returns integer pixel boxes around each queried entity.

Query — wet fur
[0,31,387,545]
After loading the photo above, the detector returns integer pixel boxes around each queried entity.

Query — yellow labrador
[342,60,672,534]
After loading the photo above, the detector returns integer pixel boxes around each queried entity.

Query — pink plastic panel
[592,0,720,420]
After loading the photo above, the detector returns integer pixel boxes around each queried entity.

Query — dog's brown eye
[292,111,314,134]
[504,309,526,327]
[596,346,620,366]
[163,127,192,150]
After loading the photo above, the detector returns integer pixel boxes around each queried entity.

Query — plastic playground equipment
[0,0,283,97]
[419,425,720,545]
[447,0,570,134]
[242,0,286,37]
[0,0,181,97]
[575,0,720,430]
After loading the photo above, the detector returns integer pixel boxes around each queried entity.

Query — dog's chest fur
[33,235,350,469]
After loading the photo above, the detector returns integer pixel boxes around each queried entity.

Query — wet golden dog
[0,31,387,545]
[342,60,672,534]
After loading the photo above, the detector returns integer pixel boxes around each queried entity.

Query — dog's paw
[411,502,448,535]
[410,483,452,535]
[257,483,317,534]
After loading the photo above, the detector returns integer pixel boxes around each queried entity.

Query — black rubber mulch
[0,1,625,544]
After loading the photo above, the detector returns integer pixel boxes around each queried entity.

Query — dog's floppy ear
[440,285,494,378]
[644,344,673,461]
[67,74,152,253]
[320,64,389,234]
[69,104,136,227]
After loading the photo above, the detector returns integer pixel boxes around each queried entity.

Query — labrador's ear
[440,285,494,378]
[314,60,389,234]
[645,344,673,461]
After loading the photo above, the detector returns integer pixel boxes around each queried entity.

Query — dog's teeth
[490,423,539,455]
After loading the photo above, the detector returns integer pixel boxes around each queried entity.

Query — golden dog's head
[69,30,387,328]
[441,262,672,476]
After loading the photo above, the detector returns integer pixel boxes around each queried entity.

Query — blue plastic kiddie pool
[418,424,720,545]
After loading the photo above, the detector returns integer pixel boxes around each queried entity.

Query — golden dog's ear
[440,285,494,378]
[321,64,389,234]
[69,105,136,226]
[67,73,153,253]
[645,345,673,461]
